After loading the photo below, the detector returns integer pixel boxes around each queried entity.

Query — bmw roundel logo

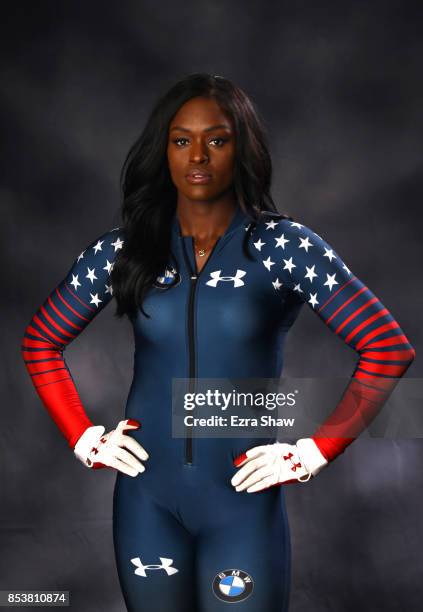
[212,568,254,603]
[154,265,181,289]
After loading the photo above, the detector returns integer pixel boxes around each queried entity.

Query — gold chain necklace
[194,237,218,257]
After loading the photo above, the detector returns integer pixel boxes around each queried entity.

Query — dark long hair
[111,72,290,321]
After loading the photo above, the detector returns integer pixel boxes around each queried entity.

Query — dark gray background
[2,1,422,610]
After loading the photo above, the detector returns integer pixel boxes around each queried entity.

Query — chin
[183,189,219,201]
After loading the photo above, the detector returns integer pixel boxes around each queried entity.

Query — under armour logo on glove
[231,440,329,493]
[131,557,179,577]
[206,269,246,287]
[283,451,302,472]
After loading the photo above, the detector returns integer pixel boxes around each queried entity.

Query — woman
[21,73,415,612]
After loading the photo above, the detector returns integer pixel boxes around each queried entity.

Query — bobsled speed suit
[21,204,415,612]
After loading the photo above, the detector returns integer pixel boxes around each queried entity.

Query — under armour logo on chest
[206,269,247,288]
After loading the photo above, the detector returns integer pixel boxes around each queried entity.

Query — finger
[120,435,149,461]
[235,465,273,492]
[231,457,264,487]
[245,445,267,459]
[246,474,278,493]
[117,419,141,433]
[231,456,267,487]
[233,452,248,468]
[233,445,267,468]
[114,447,145,473]
[109,456,140,478]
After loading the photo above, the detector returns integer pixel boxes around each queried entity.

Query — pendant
[198,249,206,257]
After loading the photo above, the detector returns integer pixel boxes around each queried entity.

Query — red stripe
[23,324,53,344]
[354,370,386,383]
[365,334,410,350]
[55,286,90,323]
[357,360,405,377]
[34,376,73,389]
[343,308,388,343]
[48,295,83,333]
[40,305,76,342]
[318,277,356,313]
[335,298,381,336]
[356,321,400,350]
[64,282,96,313]
[326,286,367,325]
[32,314,67,347]
[33,369,72,387]
[27,362,66,376]
[363,349,415,361]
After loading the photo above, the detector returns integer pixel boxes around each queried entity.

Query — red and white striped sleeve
[20,228,123,449]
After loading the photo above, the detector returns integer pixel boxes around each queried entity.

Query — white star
[290,222,303,229]
[254,238,265,251]
[323,247,336,262]
[265,220,277,230]
[299,236,313,252]
[77,250,85,262]
[342,262,351,275]
[263,256,275,271]
[70,274,81,291]
[282,257,296,273]
[293,283,304,294]
[93,240,104,254]
[275,233,289,249]
[105,284,113,295]
[304,265,318,282]
[308,293,319,308]
[272,278,283,290]
[103,259,114,274]
[111,237,124,252]
[324,273,339,291]
[90,293,102,307]
[86,267,98,284]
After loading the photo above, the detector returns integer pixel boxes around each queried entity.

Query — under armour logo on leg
[131,557,179,577]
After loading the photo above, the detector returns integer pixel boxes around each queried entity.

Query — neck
[176,197,238,240]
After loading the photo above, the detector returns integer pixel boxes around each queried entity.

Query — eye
[209,137,228,147]
[173,137,189,146]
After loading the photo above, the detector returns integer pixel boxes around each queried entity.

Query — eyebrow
[170,124,232,133]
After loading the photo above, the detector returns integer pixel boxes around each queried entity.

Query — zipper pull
[191,275,197,281]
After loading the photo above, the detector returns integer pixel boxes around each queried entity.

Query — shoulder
[73,226,124,264]
[65,226,125,281]
[252,212,325,244]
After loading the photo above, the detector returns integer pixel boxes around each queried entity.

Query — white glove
[231,438,328,493]
[73,419,149,477]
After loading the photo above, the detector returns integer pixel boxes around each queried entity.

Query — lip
[185,170,212,184]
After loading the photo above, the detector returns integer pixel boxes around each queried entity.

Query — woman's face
[167,96,236,203]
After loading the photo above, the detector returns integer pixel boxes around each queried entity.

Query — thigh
[112,474,197,612]
[195,488,291,612]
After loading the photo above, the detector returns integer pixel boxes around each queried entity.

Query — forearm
[311,346,415,462]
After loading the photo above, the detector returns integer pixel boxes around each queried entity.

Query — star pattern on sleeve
[68,232,123,308]
[257,218,352,309]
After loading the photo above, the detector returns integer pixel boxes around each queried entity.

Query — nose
[189,138,209,164]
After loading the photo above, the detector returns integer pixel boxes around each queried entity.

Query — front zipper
[180,237,221,465]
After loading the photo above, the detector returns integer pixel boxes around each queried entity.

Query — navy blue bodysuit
[21,204,415,611]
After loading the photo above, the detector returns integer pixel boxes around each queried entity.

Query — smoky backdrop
[2,1,422,610]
